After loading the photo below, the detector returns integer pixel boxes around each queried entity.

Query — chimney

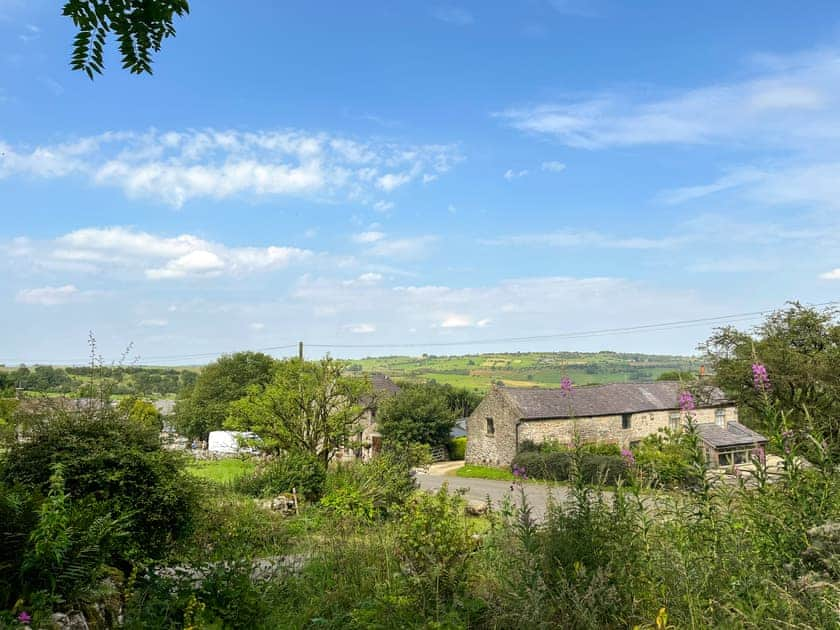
[699,365,706,379]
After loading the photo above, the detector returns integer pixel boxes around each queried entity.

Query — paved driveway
[415,469,574,521]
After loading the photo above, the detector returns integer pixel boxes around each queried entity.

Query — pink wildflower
[560,376,573,397]
[620,448,635,466]
[752,363,771,391]
[679,391,695,411]
[17,612,31,625]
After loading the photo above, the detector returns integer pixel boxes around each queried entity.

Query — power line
[2,300,837,366]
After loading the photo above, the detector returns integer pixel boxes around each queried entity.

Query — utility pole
[298,341,304,362]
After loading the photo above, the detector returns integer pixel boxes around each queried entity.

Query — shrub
[234,452,326,501]
[511,450,627,485]
[449,436,467,460]
[396,486,474,601]
[633,429,697,487]
[1,407,199,562]
[321,448,421,521]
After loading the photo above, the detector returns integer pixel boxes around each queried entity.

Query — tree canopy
[378,382,457,447]
[226,357,372,463]
[702,302,840,459]
[174,351,276,439]
[63,0,190,78]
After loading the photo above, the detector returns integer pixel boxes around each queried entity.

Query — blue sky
[2,1,840,364]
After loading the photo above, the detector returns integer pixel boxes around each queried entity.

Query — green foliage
[234,452,326,501]
[1,407,198,562]
[656,370,697,381]
[320,449,421,521]
[703,302,840,460]
[448,436,467,460]
[512,450,628,485]
[396,486,474,602]
[62,0,190,78]
[117,397,162,430]
[175,351,276,439]
[379,382,457,447]
[226,357,371,462]
[633,427,700,487]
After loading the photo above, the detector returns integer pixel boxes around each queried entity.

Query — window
[715,408,726,427]
[485,417,495,436]
[669,412,681,430]
[718,449,750,467]
[621,413,632,429]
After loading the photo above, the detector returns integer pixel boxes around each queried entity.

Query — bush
[633,429,697,487]
[234,451,326,501]
[449,436,467,460]
[320,448,420,521]
[511,450,627,485]
[396,486,474,601]
[1,407,199,563]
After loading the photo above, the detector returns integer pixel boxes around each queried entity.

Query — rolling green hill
[345,351,702,392]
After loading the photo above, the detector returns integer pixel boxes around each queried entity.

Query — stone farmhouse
[465,382,767,468]
[337,373,401,461]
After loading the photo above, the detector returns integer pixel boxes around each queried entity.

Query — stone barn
[465,382,766,468]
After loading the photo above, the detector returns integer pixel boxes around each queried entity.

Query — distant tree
[226,357,372,464]
[174,351,276,440]
[379,383,457,447]
[701,302,840,459]
[62,0,190,78]
[656,370,697,382]
[118,397,162,430]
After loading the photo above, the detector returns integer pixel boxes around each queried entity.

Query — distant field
[347,351,701,392]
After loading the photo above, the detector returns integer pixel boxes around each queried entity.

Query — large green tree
[379,382,457,447]
[226,358,372,464]
[174,351,276,440]
[63,0,190,77]
[701,302,840,458]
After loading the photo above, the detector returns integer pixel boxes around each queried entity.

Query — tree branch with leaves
[63,0,190,78]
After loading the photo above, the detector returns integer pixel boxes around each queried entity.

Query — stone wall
[464,388,520,466]
[518,406,737,450]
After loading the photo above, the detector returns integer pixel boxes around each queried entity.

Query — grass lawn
[186,458,257,484]
[455,464,515,481]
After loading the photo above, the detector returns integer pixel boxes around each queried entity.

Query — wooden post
[298,341,304,361]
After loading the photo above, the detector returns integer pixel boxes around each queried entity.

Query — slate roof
[369,373,401,396]
[500,382,730,420]
[450,418,468,438]
[696,422,768,448]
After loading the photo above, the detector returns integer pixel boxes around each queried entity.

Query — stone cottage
[337,373,401,461]
[465,382,767,468]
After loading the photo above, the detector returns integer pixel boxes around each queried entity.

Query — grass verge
[455,464,514,481]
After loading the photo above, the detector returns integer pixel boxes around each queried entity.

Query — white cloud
[503,168,528,181]
[139,318,168,327]
[481,229,683,250]
[16,284,78,306]
[541,161,567,173]
[345,323,376,334]
[352,231,386,244]
[373,200,394,212]
[440,314,473,328]
[286,274,712,354]
[0,129,460,207]
[431,6,474,25]
[366,235,437,259]
[819,269,840,280]
[497,49,840,149]
[250,322,266,330]
[22,226,312,280]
